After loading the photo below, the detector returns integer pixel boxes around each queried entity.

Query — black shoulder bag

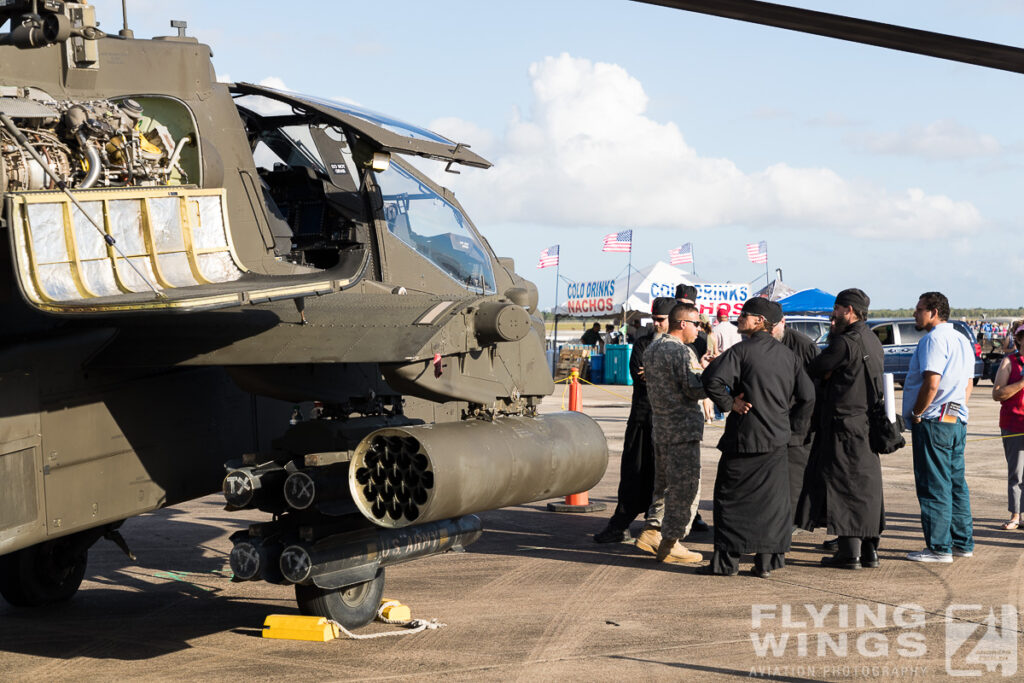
[858,334,906,454]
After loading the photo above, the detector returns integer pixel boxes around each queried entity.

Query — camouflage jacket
[643,333,706,441]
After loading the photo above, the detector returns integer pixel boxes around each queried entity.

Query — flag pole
[623,231,632,331]
[764,243,770,289]
[551,259,560,376]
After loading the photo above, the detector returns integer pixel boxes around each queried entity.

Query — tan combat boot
[634,526,662,555]
[655,536,703,564]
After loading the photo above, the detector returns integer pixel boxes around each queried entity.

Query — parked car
[865,318,984,386]
[784,315,831,343]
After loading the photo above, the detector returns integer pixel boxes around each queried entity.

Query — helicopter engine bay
[0,89,196,191]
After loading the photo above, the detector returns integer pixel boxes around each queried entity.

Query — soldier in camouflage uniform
[593,297,675,543]
[639,302,711,563]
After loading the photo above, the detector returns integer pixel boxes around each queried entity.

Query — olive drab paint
[0,2,606,625]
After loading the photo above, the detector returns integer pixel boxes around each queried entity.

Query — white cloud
[855,119,1001,160]
[436,54,982,240]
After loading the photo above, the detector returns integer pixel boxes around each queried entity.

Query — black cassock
[781,327,820,515]
[795,320,886,538]
[606,329,657,531]
[702,331,815,559]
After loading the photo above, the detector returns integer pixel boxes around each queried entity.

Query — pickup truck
[866,318,984,386]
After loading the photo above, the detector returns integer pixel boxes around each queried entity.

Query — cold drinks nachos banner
[563,279,617,314]
[554,262,753,318]
[694,283,751,316]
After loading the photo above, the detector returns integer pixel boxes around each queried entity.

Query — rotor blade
[632,0,1024,75]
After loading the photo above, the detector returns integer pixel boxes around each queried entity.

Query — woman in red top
[992,322,1024,530]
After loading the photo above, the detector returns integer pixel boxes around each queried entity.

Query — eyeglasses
[679,319,701,328]
[652,316,667,323]
[738,312,764,320]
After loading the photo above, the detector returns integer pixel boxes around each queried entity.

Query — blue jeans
[911,419,974,554]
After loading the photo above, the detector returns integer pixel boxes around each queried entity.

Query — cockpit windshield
[376,163,495,293]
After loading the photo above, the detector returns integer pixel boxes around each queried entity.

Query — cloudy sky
[92,1,1024,308]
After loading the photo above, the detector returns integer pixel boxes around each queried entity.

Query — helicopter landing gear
[0,533,90,607]
[294,568,386,629]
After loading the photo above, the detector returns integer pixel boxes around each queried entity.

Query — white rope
[329,601,446,640]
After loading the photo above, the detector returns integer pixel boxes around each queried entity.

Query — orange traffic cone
[548,367,606,513]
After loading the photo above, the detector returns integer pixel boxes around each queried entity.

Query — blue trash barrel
[589,354,604,383]
[603,344,634,385]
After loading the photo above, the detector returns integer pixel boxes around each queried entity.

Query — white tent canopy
[554,261,693,317]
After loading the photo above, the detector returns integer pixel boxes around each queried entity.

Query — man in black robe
[700,298,815,577]
[795,288,886,569]
[774,319,820,519]
[593,297,675,543]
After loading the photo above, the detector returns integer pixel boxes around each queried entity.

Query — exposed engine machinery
[0,89,190,191]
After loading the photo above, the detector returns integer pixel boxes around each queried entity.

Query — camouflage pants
[646,439,702,539]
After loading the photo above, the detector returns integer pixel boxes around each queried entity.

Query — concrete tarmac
[2,382,1022,681]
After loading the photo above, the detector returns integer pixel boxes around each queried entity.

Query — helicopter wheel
[0,535,89,607]
[294,568,385,629]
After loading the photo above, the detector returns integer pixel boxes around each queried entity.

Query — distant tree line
[871,308,1024,319]
[542,309,1024,321]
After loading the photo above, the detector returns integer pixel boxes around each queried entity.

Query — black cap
[675,284,698,303]
[740,297,783,325]
[651,296,677,316]
[835,288,870,310]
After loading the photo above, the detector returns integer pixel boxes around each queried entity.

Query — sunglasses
[679,319,701,328]
[652,316,667,323]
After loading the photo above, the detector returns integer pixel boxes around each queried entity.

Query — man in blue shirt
[902,291,975,563]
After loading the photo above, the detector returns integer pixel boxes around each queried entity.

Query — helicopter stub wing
[86,291,480,368]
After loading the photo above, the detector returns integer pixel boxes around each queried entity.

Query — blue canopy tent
[778,288,836,314]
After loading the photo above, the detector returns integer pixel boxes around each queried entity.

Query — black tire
[294,568,385,629]
[0,537,88,607]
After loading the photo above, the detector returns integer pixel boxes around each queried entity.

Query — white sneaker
[906,548,953,563]
[952,548,974,557]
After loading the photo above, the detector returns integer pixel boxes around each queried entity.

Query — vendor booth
[550,262,754,384]
[553,261,752,318]
[554,261,692,317]
[778,288,836,314]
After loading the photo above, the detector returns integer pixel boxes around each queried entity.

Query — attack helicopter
[3,0,1021,631]
[0,1,607,627]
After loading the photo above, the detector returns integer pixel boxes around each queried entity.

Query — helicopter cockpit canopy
[231,83,496,294]
[229,83,492,170]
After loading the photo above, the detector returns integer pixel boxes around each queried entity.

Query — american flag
[537,245,560,269]
[602,229,633,253]
[746,240,768,265]
[669,242,693,265]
